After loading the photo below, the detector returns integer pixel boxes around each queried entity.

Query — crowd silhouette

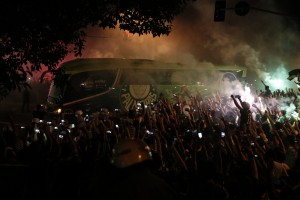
[1,85,300,200]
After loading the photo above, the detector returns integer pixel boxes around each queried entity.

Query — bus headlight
[54,108,62,114]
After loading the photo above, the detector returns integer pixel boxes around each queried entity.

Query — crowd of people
[1,84,300,200]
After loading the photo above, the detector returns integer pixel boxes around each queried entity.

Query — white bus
[45,58,247,115]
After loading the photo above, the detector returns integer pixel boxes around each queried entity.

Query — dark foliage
[0,0,195,100]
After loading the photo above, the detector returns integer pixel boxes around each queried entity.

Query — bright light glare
[244,85,254,105]
[269,79,284,90]
[56,108,62,114]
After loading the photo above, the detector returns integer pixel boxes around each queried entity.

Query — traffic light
[214,0,226,22]
[235,1,250,16]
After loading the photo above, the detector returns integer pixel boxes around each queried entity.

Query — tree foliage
[0,0,194,100]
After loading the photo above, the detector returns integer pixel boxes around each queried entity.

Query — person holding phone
[230,95,253,129]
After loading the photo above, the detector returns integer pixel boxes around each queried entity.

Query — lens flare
[244,85,254,106]
[268,79,284,90]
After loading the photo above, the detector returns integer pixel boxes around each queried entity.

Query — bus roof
[59,58,247,77]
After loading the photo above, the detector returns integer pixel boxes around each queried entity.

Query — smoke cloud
[5,0,300,117]
[73,0,300,92]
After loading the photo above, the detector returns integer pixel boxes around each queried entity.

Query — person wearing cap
[89,139,180,200]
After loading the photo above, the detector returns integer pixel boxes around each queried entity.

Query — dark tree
[0,0,195,100]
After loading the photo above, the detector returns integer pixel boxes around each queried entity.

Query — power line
[251,7,300,19]
[214,0,300,21]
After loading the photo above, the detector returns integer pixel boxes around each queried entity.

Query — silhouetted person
[231,95,253,129]
[261,80,272,97]
[22,88,30,112]
[90,139,180,200]
[32,104,46,120]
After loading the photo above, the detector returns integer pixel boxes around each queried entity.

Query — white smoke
[62,0,300,116]
[77,1,299,88]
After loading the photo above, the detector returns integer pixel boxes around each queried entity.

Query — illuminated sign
[120,84,157,111]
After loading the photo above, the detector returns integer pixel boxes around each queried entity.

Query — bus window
[46,58,247,115]
[120,69,206,85]
[47,74,70,107]
[63,69,118,103]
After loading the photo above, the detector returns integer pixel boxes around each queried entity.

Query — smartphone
[34,129,40,134]
[221,132,225,137]
[198,132,203,139]
[84,115,89,122]
[146,130,153,135]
